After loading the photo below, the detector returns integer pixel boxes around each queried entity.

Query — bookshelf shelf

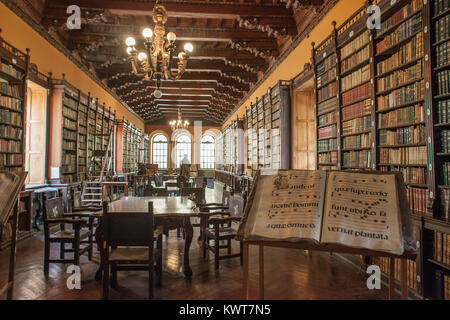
[375,57,423,79]
[376,99,425,113]
[427,259,450,271]
[376,29,423,57]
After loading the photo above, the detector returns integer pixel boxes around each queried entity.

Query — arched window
[176,135,191,168]
[151,134,168,169]
[201,135,215,169]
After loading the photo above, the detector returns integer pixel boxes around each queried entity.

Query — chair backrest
[103,202,154,246]
[222,190,232,207]
[180,187,205,206]
[180,164,190,177]
[194,177,204,188]
[228,195,245,218]
[154,173,164,187]
[45,197,65,220]
[73,191,82,209]
[144,187,168,197]
[176,175,189,188]
[206,178,214,189]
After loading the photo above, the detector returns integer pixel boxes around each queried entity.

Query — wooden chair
[201,195,245,270]
[180,187,206,207]
[102,202,163,300]
[143,187,169,197]
[154,173,164,187]
[72,191,102,225]
[193,177,205,188]
[176,175,189,188]
[43,196,94,276]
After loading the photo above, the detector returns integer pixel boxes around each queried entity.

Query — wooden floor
[0,185,391,300]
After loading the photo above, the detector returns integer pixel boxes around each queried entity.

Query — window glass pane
[201,135,215,169]
[176,135,192,167]
[152,134,168,169]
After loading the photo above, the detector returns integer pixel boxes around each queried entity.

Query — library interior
[0,0,449,302]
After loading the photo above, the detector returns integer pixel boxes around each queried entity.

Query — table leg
[183,217,193,278]
[94,220,104,281]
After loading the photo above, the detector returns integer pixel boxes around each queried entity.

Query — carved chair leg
[74,229,81,267]
[214,229,220,270]
[228,239,231,255]
[111,264,118,289]
[88,219,94,261]
[240,241,243,266]
[103,262,110,300]
[156,235,163,288]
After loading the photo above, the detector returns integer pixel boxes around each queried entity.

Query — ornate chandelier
[170,108,189,130]
[125,0,194,98]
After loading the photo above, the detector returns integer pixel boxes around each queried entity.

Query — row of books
[379,146,428,165]
[318,138,337,152]
[317,82,337,103]
[0,139,21,153]
[439,130,450,153]
[440,189,450,220]
[62,140,76,151]
[436,40,450,67]
[435,14,450,43]
[376,14,422,54]
[435,99,450,124]
[63,107,77,121]
[376,0,423,38]
[341,45,370,75]
[341,98,371,121]
[0,109,21,126]
[63,118,77,131]
[376,13,422,53]
[377,80,424,110]
[62,153,75,165]
[342,132,371,149]
[0,62,23,79]
[342,115,371,136]
[406,186,429,213]
[0,96,22,111]
[437,70,450,96]
[316,67,336,88]
[341,82,371,106]
[63,129,77,141]
[374,257,418,290]
[433,231,450,266]
[379,125,426,146]
[341,30,369,60]
[400,166,427,185]
[342,150,371,168]
[318,151,337,164]
[434,0,450,16]
[0,82,21,98]
[341,64,370,92]
[317,97,338,115]
[318,124,336,139]
[0,153,22,166]
[63,96,78,110]
[376,32,423,75]
[316,54,336,76]
[0,125,22,140]
[318,111,337,127]
[378,104,424,128]
[441,162,450,186]
[377,61,423,93]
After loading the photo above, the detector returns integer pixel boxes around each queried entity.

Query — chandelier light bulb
[167,32,176,42]
[178,52,186,60]
[184,43,194,53]
[126,47,133,55]
[138,52,147,61]
[125,37,136,47]
[153,89,163,98]
[142,28,153,38]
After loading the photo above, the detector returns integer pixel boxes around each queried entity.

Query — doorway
[25,81,48,185]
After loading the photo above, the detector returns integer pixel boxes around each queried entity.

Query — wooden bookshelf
[0,32,29,173]
[244,81,292,177]
[118,120,143,175]
[308,0,450,300]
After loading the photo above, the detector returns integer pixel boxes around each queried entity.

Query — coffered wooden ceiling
[19,0,329,125]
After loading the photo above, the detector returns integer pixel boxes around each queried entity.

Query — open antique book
[238,170,418,255]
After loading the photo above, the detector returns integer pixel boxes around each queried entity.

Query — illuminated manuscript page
[321,171,403,255]
[245,170,326,241]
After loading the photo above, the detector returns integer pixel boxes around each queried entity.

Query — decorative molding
[223,0,339,124]
[0,0,143,123]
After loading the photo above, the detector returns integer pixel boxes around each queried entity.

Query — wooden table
[94,196,197,280]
